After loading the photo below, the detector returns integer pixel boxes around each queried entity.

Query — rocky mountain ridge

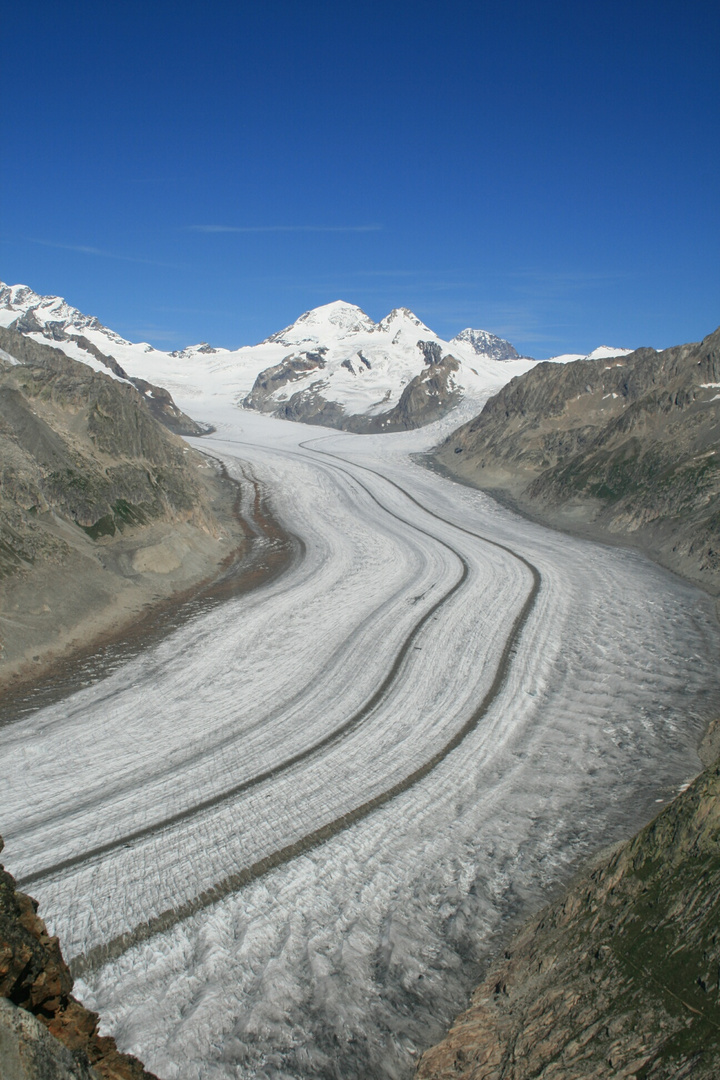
[434,326,720,594]
[0,326,243,695]
[0,285,209,438]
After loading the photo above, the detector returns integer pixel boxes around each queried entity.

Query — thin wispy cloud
[186,224,382,234]
[118,326,187,344]
[28,238,186,269]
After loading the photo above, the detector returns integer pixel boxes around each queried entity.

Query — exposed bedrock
[242,347,329,411]
[0,837,157,1080]
[2,322,209,438]
[0,327,245,693]
[0,327,221,570]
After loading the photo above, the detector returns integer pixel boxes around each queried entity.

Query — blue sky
[2,0,718,356]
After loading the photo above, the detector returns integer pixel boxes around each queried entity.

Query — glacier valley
[2,400,719,1080]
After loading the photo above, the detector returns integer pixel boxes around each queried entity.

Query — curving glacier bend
[2,407,720,1080]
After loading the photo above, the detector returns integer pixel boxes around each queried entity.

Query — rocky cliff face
[417,746,720,1079]
[449,329,521,361]
[434,327,720,594]
[0,837,157,1080]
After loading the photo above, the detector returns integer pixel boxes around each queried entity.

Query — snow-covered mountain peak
[263,301,376,347]
[1,283,38,308]
[451,328,520,361]
[0,281,83,325]
[377,308,434,336]
[585,345,633,361]
[0,279,130,346]
[0,278,541,434]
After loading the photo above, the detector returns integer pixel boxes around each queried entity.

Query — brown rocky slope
[420,329,720,1077]
[433,326,720,594]
[0,836,158,1080]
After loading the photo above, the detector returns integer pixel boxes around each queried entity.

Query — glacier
[2,401,719,1080]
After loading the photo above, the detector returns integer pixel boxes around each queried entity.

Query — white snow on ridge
[0,284,536,420]
[0,281,633,425]
[266,298,378,344]
[546,345,633,365]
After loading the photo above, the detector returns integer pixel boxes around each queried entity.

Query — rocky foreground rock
[417,745,720,1079]
[435,326,720,594]
[0,837,158,1080]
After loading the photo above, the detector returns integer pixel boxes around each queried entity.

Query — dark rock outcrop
[366,348,461,433]
[0,838,157,1080]
[4,320,210,438]
[417,749,720,1079]
[0,327,213,572]
[434,327,720,593]
[243,348,329,414]
[244,339,462,433]
[450,329,522,362]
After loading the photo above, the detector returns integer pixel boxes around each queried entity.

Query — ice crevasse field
[2,400,719,1080]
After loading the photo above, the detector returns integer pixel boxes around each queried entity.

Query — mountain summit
[240,302,536,431]
[264,301,377,346]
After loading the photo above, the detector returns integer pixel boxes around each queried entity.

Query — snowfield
[2,403,719,1080]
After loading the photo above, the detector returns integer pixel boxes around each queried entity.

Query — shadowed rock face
[417,749,720,1080]
[2,322,209,439]
[0,838,157,1080]
[0,327,212,577]
[434,327,720,594]
[0,997,99,1080]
